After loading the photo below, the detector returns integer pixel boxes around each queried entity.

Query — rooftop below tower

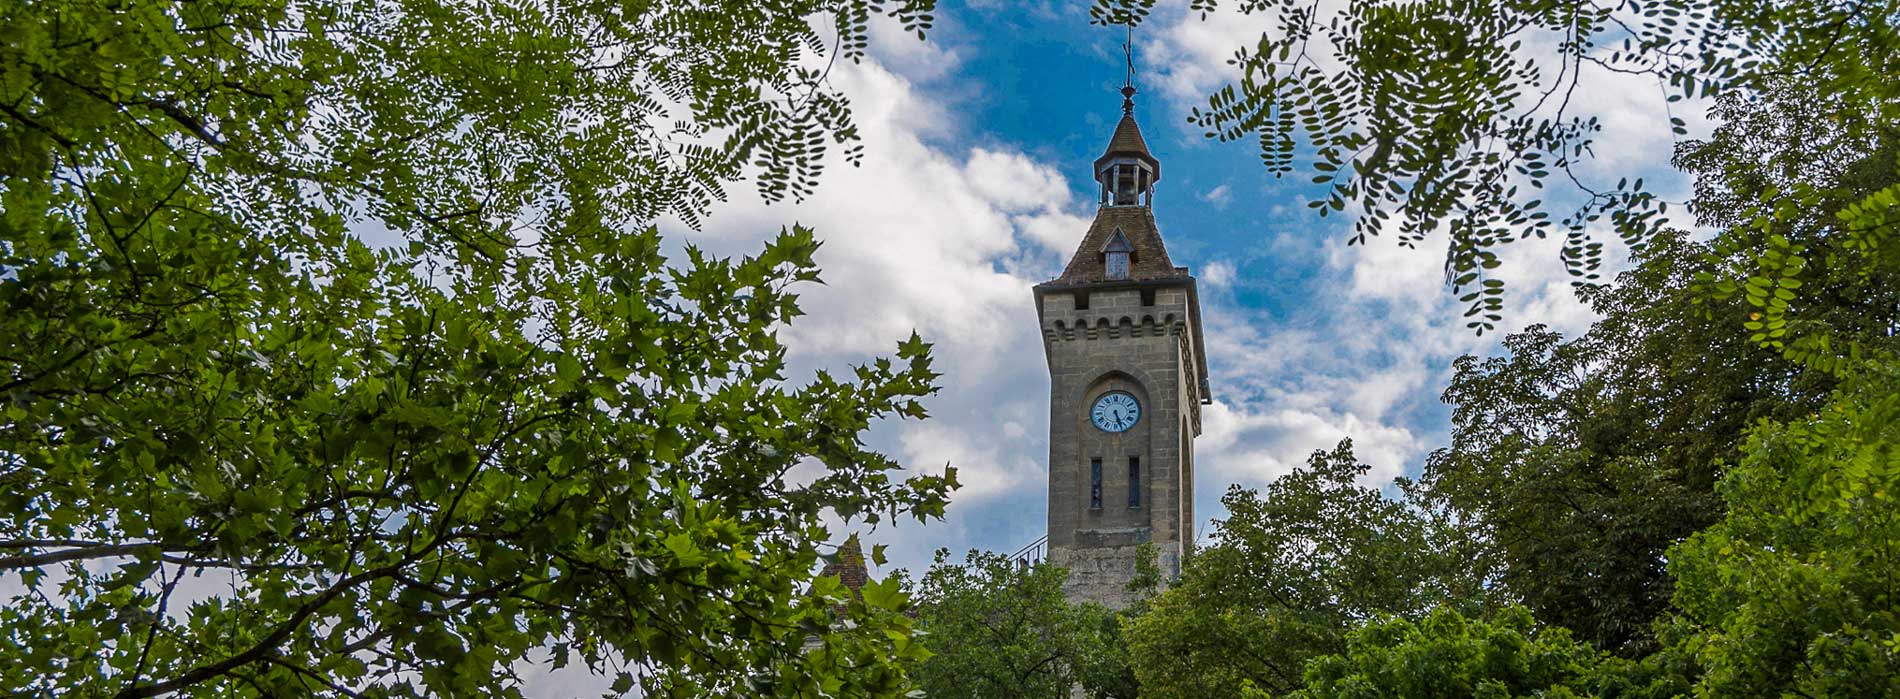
[1046,207,1188,287]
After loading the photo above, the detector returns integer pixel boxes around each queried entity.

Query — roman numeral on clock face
[1091,392,1139,432]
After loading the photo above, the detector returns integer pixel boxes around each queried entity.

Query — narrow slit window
[1140,289,1156,306]
[1128,457,1141,507]
[1090,459,1103,510]
[1075,292,1090,310]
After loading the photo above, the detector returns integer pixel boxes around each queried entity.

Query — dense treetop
[2,1,952,697]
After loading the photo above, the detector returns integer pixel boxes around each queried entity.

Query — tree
[908,550,1112,699]
[1663,362,1900,697]
[1123,440,1491,699]
[1423,235,1808,655]
[0,1,953,697]
[1095,0,1898,331]
[1072,542,1163,699]
[1283,606,1682,699]
[1303,363,1900,699]
[1422,75,1900,655]
[1676,78,1900,368]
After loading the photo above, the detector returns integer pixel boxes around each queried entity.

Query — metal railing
[1009,534,1048,569]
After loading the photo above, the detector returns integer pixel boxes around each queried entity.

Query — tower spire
[1096,25,1159,207]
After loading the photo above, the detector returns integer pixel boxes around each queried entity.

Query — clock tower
[1033,85,1209,609]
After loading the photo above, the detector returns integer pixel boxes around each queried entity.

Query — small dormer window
[1103,228,1134,280]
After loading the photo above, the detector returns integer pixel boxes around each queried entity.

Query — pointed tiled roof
[1102,114,1153,161]
[1051,207,1187,285]
[1094,113,1160,175]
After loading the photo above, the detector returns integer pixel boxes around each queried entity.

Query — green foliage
[1677,79,1900,368]
[0,0,954,697]
[1124,440,1493,699]
[909,549,1113,699]
[1275,366,1900,699]
[1284,606,1682,699]
[1423,229,1840,655]
[1665,363,1900,697]
[1070,542,1162,699]
[1146,0,1898,331]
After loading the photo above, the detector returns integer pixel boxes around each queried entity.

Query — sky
[649,0,1709,585]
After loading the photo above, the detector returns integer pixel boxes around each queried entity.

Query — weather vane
[1121,24,1137,115]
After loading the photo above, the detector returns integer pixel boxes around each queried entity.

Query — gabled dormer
[1102,228,1135,279]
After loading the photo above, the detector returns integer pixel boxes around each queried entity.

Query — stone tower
[1033,85,1209,609]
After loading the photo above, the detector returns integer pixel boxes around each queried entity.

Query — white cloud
[965,148,1071,213]
[1202,259,1236,288]
[867,15,965,84]
[1019,208,1097,255]
[658,51,1088,575]
[1147,5,1280,109]
[900,421,1034,500]
[1198,183,1233,208]
[674,60,1068,364]
[1197,400,1423,489]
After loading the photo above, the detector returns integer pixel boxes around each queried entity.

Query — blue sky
[655,2,1704,580]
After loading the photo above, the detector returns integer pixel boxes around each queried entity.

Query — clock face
[1091,392,1141,433]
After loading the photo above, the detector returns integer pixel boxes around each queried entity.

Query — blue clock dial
[1090,392,1141,433]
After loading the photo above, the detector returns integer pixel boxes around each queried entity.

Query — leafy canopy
[1284,606,1673,699]
[1095,0,1898,333]
[1124,440,1492,699]
[1665,363,1900,698]
[1285,364,1900,699]
[1679,79,1900,367]
[907,549,1114,699]
[1422,231,1837,655]
[1418,70,1900,657]
[0,0,954,697]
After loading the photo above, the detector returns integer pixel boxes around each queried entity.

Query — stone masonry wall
[1040,285,1198,609]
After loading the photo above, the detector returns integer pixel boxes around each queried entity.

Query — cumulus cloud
[1202,259,1236,289]
[1146,4,1284,109]
[1198,183,1233,208]
[1182,226,1613,528]
[673,60,1074,367]
[866,13,967,84]
[965,148,1072,213]
[656,50,1093,576]
[901,421,1036,500]
[1197,399,1422,490]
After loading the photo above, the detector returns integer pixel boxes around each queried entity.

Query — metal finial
[1121,25,1137,115]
